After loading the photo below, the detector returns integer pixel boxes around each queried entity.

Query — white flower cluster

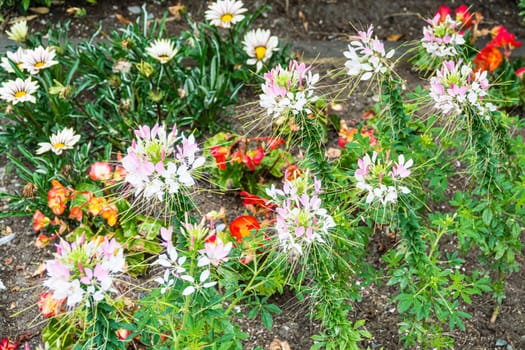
[429,60,496,118]
[43,235,125,308]
[355,152,413,206]
[421,14,465,58]
[121,124,205,201]
[343,25,395,81]
[259,60,319,125]
[266,176,335,256]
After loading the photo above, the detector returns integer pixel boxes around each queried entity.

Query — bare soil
[1,1,525,349]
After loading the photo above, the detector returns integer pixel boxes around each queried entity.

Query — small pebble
[128,6,142,14]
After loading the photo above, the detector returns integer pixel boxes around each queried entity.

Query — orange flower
[489,26,522,57]
[33,210,51,232]
[88,196,106,216]
[47,180,69,216]
[113,166,127,181]
[68,206,83,221]
[210,145,229,170]
[35,233,56,248]
[229,215,260,244]
[101,204,118,226]
[37,292,64,318]
[284,164,303,181]
[473,46,503,72]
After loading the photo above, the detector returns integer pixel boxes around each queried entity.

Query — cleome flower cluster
[42,235,125,310]
[354,152,413,206]
[259,60,319,125]
[121,123,205,201]
[420,6,468,58]
[343,24,395,81]
[429,59,496,118]
[266,175,335,256]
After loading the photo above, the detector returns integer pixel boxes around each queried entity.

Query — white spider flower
[6,19,28,43]
[21,46,59,74]
[146,39,177,64]
[0,77,38,105]
[243,28,279,72]
[1,47,26,73]
[205,0,247,29]
[36,127,81,155]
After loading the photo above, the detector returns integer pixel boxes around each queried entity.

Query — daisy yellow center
[53,143,66,149]
[14,90,27,98]
[255,46,267,60]
[221,13,233,23]
[35,61,45,68]
[159,55,169,60]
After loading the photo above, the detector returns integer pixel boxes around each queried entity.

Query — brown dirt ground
[1,1,525,349]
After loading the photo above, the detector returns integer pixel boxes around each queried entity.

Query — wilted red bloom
[89,162,113,181]
[473,46,503,72]
[240,191,276,212]
[229,215,260,243]
[284,164,303,181]
[243,147,265,171]
[516,67,525,79]
[0,338,18,350]
[266,137,285,150]
[33,210,51,232]
[47,180,69,216]
[37,292,64,318]
[361,127,378,146]
[35,233,55,248]
[435,5,451,24]
[455,5,473,29]
[116,329,132,341]
[338,126,358,148]
[210,146,229,170]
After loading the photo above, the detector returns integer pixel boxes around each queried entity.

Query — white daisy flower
[36,127,81,155]
[6,19,28,43]
[145,39,177,64]
[1,47,26,73]
[205,0,247,29]
[0,77,38,104]
[243,29,278,72]
[21,46,59,74]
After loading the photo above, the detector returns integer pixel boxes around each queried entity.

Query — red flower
[435,5,451,24]
[240,191,276,212]
[68,206,83,221]
[210,145,229,170]
[33,210,51,232]
[229,215,260,243]
[0,338,18,350]
[473,46,503,72]
[489,26,522,57]
[455,5,473,29]
[243,147,265,171]
[284,164,303,181]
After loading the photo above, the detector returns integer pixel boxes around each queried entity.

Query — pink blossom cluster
[43,235,125,308]
[429,60,496,117]
[259,60,319,125]
[266,175,335,256]
[421,13,465,57]
[355,152,413,206]
[154,225,219,295]
[343,25,395,81]
[121,124,205,201]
